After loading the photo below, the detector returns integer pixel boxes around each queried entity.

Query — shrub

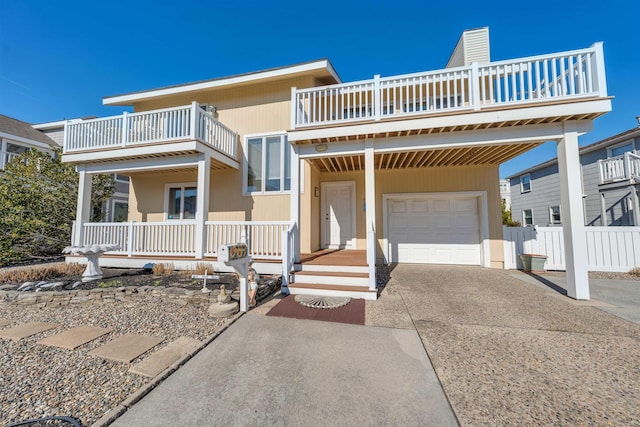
[193,262,215,275]
[629,267,640,277]
[0,262,85,284]
[152,263,175,276]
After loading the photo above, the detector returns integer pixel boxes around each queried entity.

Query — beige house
[62,28,611,300]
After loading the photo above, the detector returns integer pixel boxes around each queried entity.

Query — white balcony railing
[77,221,290,259]
[598,152,640,184]
[292,43,607,128]
[64,102,237,160]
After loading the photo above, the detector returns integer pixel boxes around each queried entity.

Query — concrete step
[38,326,113,350]
[130,336,201,378]
[89,333,163,363]
[288,283,377,301]
[0,322,60,341]
[291,271,369,286]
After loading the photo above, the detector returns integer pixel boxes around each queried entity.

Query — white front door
[321,181,356,249]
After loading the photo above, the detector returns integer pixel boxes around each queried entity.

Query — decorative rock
[35,281,48,288]
[18,282,36,291]
[71,281,84,289]
[19,286,34,292]
[208,300,238,318]
[0,284,18,290]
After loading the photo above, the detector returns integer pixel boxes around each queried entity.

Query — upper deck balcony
[289,43,610,143]
[598,152,640,185]
[63,102,238,168]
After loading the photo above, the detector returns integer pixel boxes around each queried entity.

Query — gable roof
[0,115,57,149]
[103,59,341,106]
[506,123,640,179]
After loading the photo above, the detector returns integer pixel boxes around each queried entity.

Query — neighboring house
[508,120,640,227]
[33,119,130,222]
[500,179,511,209]
[61,27,611,300]
[0,114,57,170]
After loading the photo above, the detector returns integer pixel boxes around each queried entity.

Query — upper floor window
[522,209,533,226]
[245,134,291,194]
[114,174,130,183]
[608,141,634,158]
[165,183,197,220]
[520,173,531,193]
[549,205,561,225]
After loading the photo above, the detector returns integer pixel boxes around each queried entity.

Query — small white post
[281,228,290,290]
[191,101,199,140]
[373,74,381,120]
[121,112,128,147]
[365,139,377,291]
[470,62,481,110]
[289,144,301,263]
[290,87,298,129]
[127,221,136,257]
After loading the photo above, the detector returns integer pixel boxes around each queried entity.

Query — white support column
[290,144,301,263]
[557,121,589,300]
[195,154,211,259]
[600,193,607,226]
[365,139,377,291]
[74,165,92,247]
[631,186,640,226]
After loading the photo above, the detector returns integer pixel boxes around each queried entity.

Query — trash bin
[519,254,547,272]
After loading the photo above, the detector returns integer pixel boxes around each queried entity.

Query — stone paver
[38,325,113,350]
[130,336,201,378]
[0,318,12,327]
[89,333,163,363]
[0,321,60,341]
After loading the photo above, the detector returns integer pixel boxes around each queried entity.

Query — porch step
[291,271,369,286]
[296,264,369,274]
[288,283,377,301]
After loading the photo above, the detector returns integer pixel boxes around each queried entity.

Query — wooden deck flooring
[299,250,367,266]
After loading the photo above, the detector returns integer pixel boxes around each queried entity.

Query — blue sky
[1,0,638,178]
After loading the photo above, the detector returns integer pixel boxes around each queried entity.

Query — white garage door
[387,196,481,265]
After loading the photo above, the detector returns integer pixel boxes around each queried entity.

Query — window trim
[520,173,531,193]
[243,132,301,196]
[607,139,635,158]
[164,182,197,221]
[549,205,561,225]
[522,209,534,226]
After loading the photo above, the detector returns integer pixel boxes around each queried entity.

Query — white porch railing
[64,102,237,160]
[76,221,290,259]
[503,226,640,272]
[292,44,606,128]
[598,152,640,184]
[281,223,297,291]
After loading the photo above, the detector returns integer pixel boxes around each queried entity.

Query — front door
[321,181,356,249]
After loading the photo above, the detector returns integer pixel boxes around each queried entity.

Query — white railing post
[190,101,199,140]
[127,221,136,257]
[290,87,297,129]
[592,42,607,97]
[121,112,128,147]
[470,62,481,110]
[281,228,290,290]
[373,74,381,120]
[367,222,376,292]
[624,152,632,180]
[63,121,69,154]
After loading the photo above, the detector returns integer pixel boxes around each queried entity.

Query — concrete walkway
[112,313,458,426]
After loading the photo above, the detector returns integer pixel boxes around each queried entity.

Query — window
[112,201,129,222]
[523,209,533,226]
[520,173,531,193]
[549,206,561,225]
[165,183,197,220]
[114,174,130,183]
[608,141,634,158]
[245,134,291,194]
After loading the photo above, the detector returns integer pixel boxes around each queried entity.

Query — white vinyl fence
[503,226,640,272]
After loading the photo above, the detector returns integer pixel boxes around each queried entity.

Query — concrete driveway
[388,265,640,426]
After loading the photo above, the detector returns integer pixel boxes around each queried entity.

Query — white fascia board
[288,98,611,143]
[80,154,201,174]
[62,141,200,164]
[0,132,55,151]
[32,120,68,130]
[104,60,341,106]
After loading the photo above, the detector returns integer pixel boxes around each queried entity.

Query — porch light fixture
[315,143,328,152]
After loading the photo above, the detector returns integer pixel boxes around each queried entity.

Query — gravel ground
[0,297,230,426]
[387,265,640,426]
